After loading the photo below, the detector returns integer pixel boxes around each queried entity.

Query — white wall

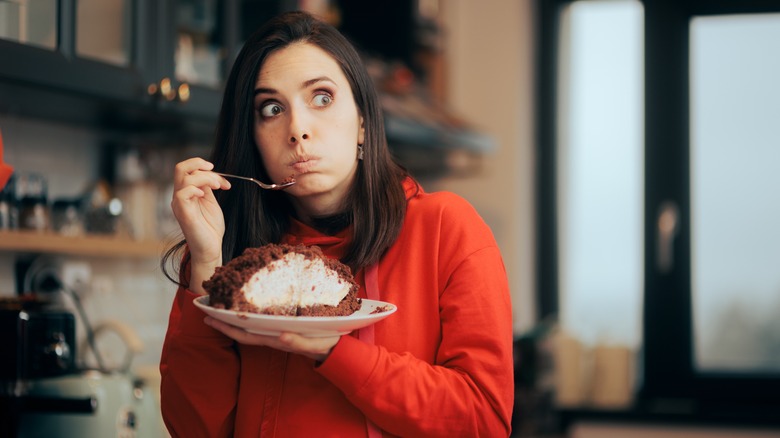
[0,116,175,370]
[435,0,537,334]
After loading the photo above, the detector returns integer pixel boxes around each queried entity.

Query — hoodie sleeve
[160,286,240,437]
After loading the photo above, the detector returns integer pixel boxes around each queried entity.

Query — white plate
[193,295,397,338]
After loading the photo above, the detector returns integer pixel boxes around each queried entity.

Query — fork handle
[213,172,255,182]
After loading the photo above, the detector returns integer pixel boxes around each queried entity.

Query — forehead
[256,42,346,86]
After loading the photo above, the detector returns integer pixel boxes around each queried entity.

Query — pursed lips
[290,156,318,173]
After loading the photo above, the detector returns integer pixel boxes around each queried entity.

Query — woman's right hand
[171,158,231,292]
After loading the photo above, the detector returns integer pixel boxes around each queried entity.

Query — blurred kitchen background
[1,0,779,437]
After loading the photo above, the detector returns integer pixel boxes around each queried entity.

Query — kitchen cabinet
[149,0,244,121]
[0,230,162,258]
[0,0,270,131]
[0,0,153,111]
[0,0,495,177]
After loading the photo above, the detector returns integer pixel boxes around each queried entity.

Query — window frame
[536,0,780,427]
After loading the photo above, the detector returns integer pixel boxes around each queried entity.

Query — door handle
[656,201,679,273]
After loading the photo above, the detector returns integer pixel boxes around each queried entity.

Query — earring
[357,145,364,160]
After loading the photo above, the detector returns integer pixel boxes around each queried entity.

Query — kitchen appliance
[0,304,76,383]
[13,370,160,438]
[0,297,161,437]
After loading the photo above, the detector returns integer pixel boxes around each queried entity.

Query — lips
[290,157,318,174]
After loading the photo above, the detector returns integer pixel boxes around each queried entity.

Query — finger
[177,171,231,194]
[175,184,207,199]
[278,332,339,356]
[204,317,245,338]
[204,317,280,346]
[171,186,211,225]
[172,185,206,205]
[213,172,232,189]
[174,158,214,187]
[175,157,214,175]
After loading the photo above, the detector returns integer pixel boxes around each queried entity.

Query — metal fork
[214,172,296,190]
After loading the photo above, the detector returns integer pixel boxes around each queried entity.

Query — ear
[358,116,365,145]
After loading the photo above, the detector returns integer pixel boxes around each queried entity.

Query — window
[556,0,644,349]
[538,0,780,424]
[690,13,780,374]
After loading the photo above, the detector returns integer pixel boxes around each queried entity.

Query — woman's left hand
[204,316,339,362]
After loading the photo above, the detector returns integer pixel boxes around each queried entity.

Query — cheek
[253,132,283,176]
[254,125,281,155]
[253,130,267,159]
[335,114,362,145]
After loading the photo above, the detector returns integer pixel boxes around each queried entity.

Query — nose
[287,107,310,145]
[289,133,309,143]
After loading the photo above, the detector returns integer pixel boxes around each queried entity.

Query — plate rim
[192,295,397,337]
[193,295,396,321]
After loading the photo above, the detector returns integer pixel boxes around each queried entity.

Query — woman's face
[253,42,364,215]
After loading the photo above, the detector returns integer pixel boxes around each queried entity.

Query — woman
[160,11,514,437]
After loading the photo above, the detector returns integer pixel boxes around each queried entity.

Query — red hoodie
[160,180,514,437]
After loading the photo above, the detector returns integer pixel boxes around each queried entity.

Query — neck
[290,195,345,228]
[309,212,352,235]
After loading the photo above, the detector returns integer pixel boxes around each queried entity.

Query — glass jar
[0,174,18,230]
[18,173,50,232]
[52,198,85,236]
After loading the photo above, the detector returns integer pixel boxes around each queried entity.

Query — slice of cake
[203,243,361,316]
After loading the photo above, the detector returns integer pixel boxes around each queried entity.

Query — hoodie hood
[282,217,352,260]
[280,177,422,260]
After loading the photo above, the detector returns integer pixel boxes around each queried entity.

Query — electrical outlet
[61,261,92,292]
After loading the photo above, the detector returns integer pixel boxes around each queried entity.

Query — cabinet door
[75,0,133,67]
[150,0,240,121]
[0,0,57,50]
[152,0,296,122]
[0,0,151,104]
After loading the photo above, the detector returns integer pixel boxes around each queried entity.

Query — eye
[312,93,333,107]
[259,102,283,118]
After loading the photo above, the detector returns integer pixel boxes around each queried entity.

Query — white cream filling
[239,253,351,310]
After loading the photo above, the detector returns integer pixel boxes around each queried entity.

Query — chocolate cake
[203,243,361,316]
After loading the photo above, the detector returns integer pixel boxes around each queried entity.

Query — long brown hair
[162,11,410,286]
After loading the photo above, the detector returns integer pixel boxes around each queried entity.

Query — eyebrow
[254,76,336,96]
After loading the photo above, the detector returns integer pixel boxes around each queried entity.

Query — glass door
[0,0,57,49]
[152,0,240,120]
[76,0,133,66]
[539,0,780,421]
[689,12,780,375]
[0,0,150,103]
[643,1,780,411]
[173,0,226,89]
[155,0,296,120]
[555,0,644,350]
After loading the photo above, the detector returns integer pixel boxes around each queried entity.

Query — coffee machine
[0,293,161,437]
[0,303,76,382]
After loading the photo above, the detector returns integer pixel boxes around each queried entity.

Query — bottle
[114,148,157,240]
[0,173,18,230]
[51,198,85,236]
[18,172,49,232]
